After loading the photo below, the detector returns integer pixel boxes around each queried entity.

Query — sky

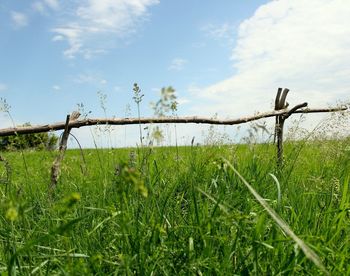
[0,0,349,148]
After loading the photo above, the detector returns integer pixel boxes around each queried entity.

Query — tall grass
[0,135,349,274]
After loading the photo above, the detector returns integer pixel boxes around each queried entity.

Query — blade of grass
[269,173,282,210]
[87,211,120,236]
[223,158,329,275]
[31,260,49,274]
[330,175,349,242]
[196,187,229,215]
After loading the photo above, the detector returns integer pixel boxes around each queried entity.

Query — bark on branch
[0,106,347,137]
[49,115,71,192]
[49,111,80,193]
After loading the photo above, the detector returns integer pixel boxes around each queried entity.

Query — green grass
[0,139,349,275]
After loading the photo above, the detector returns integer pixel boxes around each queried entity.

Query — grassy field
[0,138,349,275]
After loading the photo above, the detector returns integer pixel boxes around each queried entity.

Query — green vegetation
[0,124,58,151]
[0,137,349,275]
[0,98,58,151]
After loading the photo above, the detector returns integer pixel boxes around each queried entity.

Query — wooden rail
[0,107,347,137]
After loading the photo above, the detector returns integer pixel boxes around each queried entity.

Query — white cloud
[74,73,95,84]
[193,0,350,118]
[11,11,28,28]
[32,2,45,14]
[33,0,59,14]
[52,85,61,90]
[202,22,236,45]
[44,0,59,10]
[74,73,107,85]
[52,0,159,58]
[168,58,187,71]
[52,35,64,41]
[0,83,7,91]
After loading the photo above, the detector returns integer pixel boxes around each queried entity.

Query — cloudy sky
[0,0,349,147]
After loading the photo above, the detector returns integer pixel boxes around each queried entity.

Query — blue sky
[0,0,349,147]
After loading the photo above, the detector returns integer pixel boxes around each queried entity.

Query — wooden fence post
[274,88,289,167]
[49,111,80,193]
[274,88,308,168]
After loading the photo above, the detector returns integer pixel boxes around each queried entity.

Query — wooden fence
[0,88,348,192]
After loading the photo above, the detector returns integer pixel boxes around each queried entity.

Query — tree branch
[284,102,308,119]
[0,106,347,137]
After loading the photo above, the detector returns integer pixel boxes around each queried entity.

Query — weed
[132,83,144,147]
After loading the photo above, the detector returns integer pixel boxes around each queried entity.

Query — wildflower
[66,192,81,208]
[6,207,18,221]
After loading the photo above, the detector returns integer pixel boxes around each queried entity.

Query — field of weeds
[0,138,349,275]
